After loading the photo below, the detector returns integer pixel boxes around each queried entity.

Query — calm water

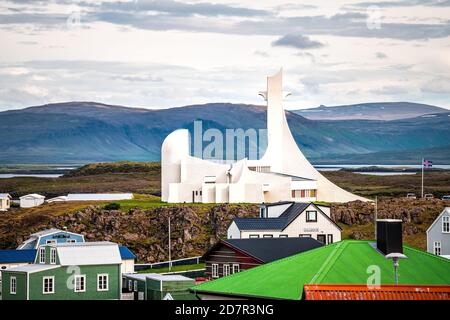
[0,174,63,179]
[315,164,450,176]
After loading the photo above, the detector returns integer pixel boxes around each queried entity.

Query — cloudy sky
[0,0,449,111]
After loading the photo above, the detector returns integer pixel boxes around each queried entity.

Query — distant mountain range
[0,101,449,164]
[292,102,448,120]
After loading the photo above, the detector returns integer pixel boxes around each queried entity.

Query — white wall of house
[121,259,135,274]
[0,198,11,211]
[227,221,241,239]
[230,204,341,244]
[427,208,450,257]
[283,204,341,243]
[20,195,45,208]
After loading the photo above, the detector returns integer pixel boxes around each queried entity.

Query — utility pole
[168,216,171,272]
[421,157,424,198]
[374,196,378,240]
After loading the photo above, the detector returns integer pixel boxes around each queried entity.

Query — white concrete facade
[161,70,368,204]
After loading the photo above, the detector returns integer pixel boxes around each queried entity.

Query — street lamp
[385,253,407,284]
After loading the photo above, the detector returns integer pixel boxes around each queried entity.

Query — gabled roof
[192,240,450,300]
[119,246,136,260]
[427,207,450,233]
[0,193,11,199]
[47,241,122,266]
[233,202,341,231]
[203,238,323,264]
[0,249,36,263]
[19,193,45,199]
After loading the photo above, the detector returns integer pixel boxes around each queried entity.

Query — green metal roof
[191,240,450,300]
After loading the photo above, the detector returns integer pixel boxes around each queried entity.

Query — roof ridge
[308,241,348,284]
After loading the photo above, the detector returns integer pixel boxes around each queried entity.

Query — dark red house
[201,237,323,279]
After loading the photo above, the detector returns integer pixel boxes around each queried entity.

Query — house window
[279,234,288,238]
[327,234,334,244]
[10,276,16,295]
[212,264,219,278]
[50,248,57,264]
[249,235,260,238]
[46,240,56,244]
[299,234,311,237]
[263,234,273,238]
[97,274,109,291]
[310,190,317,197]
[128,280,132,290]
[232,264,240,274]
[39,247,46,264]
[306,211,317,222]
[43,276,54,294]
[223,264,230,277]
[74,275,86,292]
[134,280,138,292]
[66,239,76,243]
[433,241,442,256]
[301,190,306,198]
[443,216,450,233]
[260,207,266,218]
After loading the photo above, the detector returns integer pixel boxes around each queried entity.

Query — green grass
[138,263,205,274]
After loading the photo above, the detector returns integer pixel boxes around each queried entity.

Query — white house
[227,202,341,245]
[427,207,450,259]
[0,193,12,211]
[19,194,45,208]
[161,70,368,204]
[66,193,134,201]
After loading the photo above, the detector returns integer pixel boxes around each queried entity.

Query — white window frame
[442,216,450,233]
[74,275,86,293]
[10,276,17,295]
[133,280,138,292]
[212,263,219,278]
[223,264,230,277]
[42,276,55,294]
[433,241,442,256]
[39,247,46,264]
[279,234,288,238]
[232,263,240,274]
[97,274,109,292]
[249,234,260,238]
[50,248,57,264]
[306,210,317,222]
[128,279,132,290]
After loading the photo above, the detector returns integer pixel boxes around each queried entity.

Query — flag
[423,159,433,168]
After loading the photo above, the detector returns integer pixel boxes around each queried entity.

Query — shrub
[104,202,121,210]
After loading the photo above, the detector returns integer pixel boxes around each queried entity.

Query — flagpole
[421,157,424,199]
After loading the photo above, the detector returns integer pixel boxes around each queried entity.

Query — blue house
[17,228,85,249]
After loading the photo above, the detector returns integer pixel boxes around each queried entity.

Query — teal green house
[122,273,197,300]
[1,241,122,300]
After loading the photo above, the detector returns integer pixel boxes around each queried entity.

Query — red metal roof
[304,284,450,300]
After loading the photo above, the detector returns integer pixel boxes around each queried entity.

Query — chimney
[376,219,403,255]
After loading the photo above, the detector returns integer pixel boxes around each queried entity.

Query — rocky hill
[1,198,447,262]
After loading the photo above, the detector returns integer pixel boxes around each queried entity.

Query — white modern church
[162,70,368,204]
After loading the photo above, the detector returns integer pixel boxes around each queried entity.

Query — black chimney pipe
[376,219,403,255]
